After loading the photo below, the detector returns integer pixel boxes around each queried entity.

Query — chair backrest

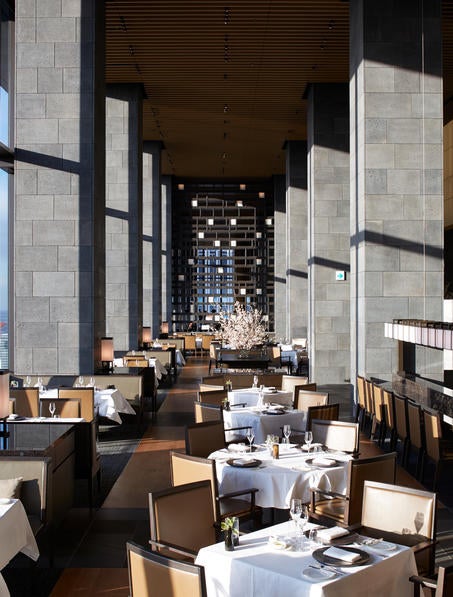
[197,389,228,405]
[201,335,215,351]
[407,400,423,450]
[294,389,326,410]
[198,383,224,392]
[356,376,366,410]
[344,452,397,526]
[423,409,442,461]
[372,383,384,424]
[393,394,408,439]
[40,397,81,418]
[201,375,225,387]
[170,451,219,521]
[381,389,395,430]
[311,419,359,454]
[306,403,339,431]
[185,421,226,457]
[184,335,197,351]
[127,541,207,597]
[258,373,283,389]
[281,375,309,393]
[361,480,436,540]
[364,379,374,415]
[194,402,222,424]
[149,480,216,556]
[58,387,95,422]
[10,388,40,418]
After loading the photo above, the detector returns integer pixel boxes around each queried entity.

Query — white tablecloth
[148,358,167,380]
[0,499,39,596]
[209,447,348,508]
[40,387,135,424]
[223,407,305,444]
[196,521,418,597]
[228,388,293,408]
[175,349,186,366]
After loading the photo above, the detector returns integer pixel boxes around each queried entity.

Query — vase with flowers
[221,516,239,550]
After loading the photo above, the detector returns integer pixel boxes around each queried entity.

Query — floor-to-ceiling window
[0,0,13,368]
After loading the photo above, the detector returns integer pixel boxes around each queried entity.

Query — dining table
[196,520,418,597]
[223,405,305,444]
[209,445,349,509]
[39,387,136,424]
[0,499,39,596]
[228,387,293,408]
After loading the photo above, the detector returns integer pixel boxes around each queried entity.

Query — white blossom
[219,301,268,350]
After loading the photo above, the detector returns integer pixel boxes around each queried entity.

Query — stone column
[143,141,163,338]
[307,83,350,384]
[14,0,105,374]
[273,174,286,339]
[350,0,444,382]
[161,175,172,329]
[105,84,143,352]
[285,141,308,342]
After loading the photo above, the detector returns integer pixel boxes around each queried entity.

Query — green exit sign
[335,271,346,281]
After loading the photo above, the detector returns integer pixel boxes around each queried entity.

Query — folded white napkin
[324,546,361,563]
[268,535,293,550]
[227,443,247,452]
[317,526,349,542]
[312,457,336,467]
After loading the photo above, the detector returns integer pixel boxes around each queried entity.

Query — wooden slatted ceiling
[106,0,453,179]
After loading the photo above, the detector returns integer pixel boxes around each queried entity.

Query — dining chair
[39,397,81,418]
[148,480,217,559]
[127,541,207,597]
[369,383,385,446]
[9,388,40,418]
[170,451,260,530]
[393,393,410,465]
[201,334,215,356]
[201,375,225,387]
[58,387,95,422]
[183,334,198,356]
[305,403,340,431]
[208,342,221,373]
[198,383,224,392]
[355,375,367,429]
[410,563,453,597]
[185,421,229,457]
[381,388,396,450]
[197,389,228,405]
[309,451,397,527]
[294,388,326,411]
[364,378,375,436]
[280,375,310,394]
[192,405,249,445]
[311,419,360,455]
[422,408,453,490]
[360,480,437,574]
[406,399,425,480]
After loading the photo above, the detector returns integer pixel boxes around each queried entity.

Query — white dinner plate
[364,540,397,553]
[302,566,336,581]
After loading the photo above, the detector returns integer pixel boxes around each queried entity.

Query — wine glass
[305,431,313,453]
[283,424,291,444]
[290,498,303,533]
[37,376,44,391]
[78,375,84,387]
[49,402,56,418]
[25,375,31,387]
[89,376,95,388]
[246,427,255,452]
[414,512,424,534]
[253,375,258,388]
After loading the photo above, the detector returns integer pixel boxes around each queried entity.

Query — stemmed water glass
[37,376,44,391]
[283,424,291,444]
[253,375,259,388]
[246,427,255,452]
[290,498,302,531]
[78,375,85,387]
[49,402,56,418]
[25,375,31,387]
[305,431,313,453]
[88,376,95,388]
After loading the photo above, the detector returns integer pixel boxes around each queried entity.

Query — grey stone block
[364,67,394,92]
[365,169,387,194]
[33,348,58,374]
[46,93,79,118]
[16,118,59,144]
[37,1,62,18]
[14,221,33,246]
[16,297,49,322]
[17,43,54,68]
[37,18,75,43]
[55,42,81,67]
[58,246,92,272]
[37,169,71,194]
[50,297,89,322]
[365,93,411,117]
[365,118,387,143]
[387,169,421,194]
[17,18,37,42]
[365,144,394,169]
[15,272,33,297]
[16,195,53,220]
[38,68,63,92]
[33,271,74,296]
[17,0,36,18]
[16,68,38,93]
[16,246,58,272]
[383,272,424,296]
[17,322,57,347]
[15,169,38,194]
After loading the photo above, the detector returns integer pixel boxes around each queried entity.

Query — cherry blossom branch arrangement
[219,301,268,350]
